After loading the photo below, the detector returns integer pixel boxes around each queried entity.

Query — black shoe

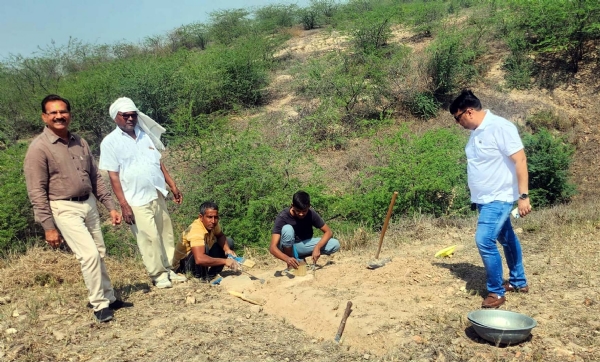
[94,308,114,322]
[109,300,133,310]
[87,299,133,310]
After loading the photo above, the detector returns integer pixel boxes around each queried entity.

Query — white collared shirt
[466,110,523,204]
[99,126,167,207]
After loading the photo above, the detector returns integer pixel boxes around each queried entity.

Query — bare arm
[510,149,532,217]
[312,224,333,263]
[160,162,182,204]
[190,243,235,268]
[269,234,300,269]
[108,171,135,225]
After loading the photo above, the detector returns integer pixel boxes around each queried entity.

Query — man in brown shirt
[24,94,130,323]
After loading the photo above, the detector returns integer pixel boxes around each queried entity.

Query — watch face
[520,194,528,199]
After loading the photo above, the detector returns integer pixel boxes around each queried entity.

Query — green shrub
[406,1,447,36]
[525,110,573,133]
[426,28,483,95]
[405,91,440,119]
[522,128,576,207]
[503,33,533,89]
[334,127,470,227]
[173,131,306,249]
[0,143,38,254]
[507,0,600,73]
[294,52,392,127]
[351,12,393,54]
[208,9,252,46]
[300,8,319,30]
[254,4,299,33]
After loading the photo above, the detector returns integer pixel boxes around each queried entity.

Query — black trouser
[178,238,234,280]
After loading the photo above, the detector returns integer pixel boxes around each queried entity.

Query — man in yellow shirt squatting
[172,201,240,281]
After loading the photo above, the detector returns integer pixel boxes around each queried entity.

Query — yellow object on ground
[242,259,256,268]
[228,290,266,305]
[435,245,457,258]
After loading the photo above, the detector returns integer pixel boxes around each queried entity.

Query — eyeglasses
[45,110,70,116]
[119,112,138,120]
[454,109,468,122]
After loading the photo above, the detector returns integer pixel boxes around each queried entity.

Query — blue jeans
[280,225,340,258]
[476,201,527,296]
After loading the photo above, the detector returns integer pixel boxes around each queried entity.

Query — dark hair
[292,191,310,210]
[200,201,218,215]
[41,94,71,113]
[449,89,482,114]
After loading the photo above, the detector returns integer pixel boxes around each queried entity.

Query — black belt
[64,194,90,202]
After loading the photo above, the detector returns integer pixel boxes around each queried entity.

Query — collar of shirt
[473,109,492,132]
[116,125,143,140]
[43,126,74,144]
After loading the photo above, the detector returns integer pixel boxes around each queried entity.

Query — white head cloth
[109,97,166,151]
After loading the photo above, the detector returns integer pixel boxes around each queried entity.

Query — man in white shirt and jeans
[99,97,186,288]
[450,90,532,308]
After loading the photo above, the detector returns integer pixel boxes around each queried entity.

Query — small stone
[249,305,262,314]
[185,296,196,304]
[11,310,19,317]
[515,228,523,234]
[412,335,424,344]
[53,330,66,341]
[363,354,370,360]
[5,328,17,335]
[0,296,11,305]
[245,314,251,319]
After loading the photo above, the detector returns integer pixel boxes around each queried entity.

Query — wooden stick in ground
[334,301,353,343]
[375,191,398,260]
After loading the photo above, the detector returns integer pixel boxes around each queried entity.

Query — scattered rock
[363,354,370,360]
[5,328,17,335]
[245,314,251,319]
[515,228,523,234]
[412,335,424,344]
[249,305,262,314]
[53,330,66,341]
[11,310,19,317]
[186,296,196,304]
[0,296,11,305]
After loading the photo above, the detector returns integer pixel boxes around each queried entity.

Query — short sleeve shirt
[272,207,325,241]
[99,126,167,207]
[172,219,222,268]
[466,110,524,204]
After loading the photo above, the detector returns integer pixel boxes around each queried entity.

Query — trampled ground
[1,202,600,361]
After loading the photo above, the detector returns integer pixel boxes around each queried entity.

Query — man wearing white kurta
[99,97,186,288]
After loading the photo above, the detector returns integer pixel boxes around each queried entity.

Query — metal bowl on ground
[467,310,537,345]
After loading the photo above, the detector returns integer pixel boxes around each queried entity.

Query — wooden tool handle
[375,191,398,259]
[334,301,353,342]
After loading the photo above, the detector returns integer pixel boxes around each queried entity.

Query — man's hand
[45,229,63,249]
[225,258,240,272]
[517,198,532,218]
[120,202,136,225]
[312,248,321,264]
[172,187,183,205]
[109,210,122,225]
[286,256,300,269]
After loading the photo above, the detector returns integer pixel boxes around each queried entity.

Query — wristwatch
[519,193,528,200]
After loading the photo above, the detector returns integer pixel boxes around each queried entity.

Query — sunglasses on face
[119,112,138,120]
[454,109,468,122]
